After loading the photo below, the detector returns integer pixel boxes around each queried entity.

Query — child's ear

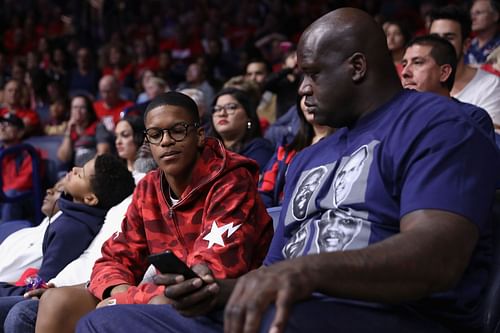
[83,193,99,206]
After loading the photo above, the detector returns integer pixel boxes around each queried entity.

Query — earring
[247,121,252,129]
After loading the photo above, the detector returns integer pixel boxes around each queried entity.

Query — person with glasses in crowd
[209,87,274,172]
[31,91,273,333]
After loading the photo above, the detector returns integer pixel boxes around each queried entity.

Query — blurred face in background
[70,97,90,124]
[471,0,499,33]
[385,23,406,52]
[115,120,138,163]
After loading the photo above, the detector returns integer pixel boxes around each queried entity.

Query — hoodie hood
[57,193,108,235]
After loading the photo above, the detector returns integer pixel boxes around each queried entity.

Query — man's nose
[298,78,313,96]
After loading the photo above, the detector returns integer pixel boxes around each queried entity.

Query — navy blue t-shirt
[264,89,499,329]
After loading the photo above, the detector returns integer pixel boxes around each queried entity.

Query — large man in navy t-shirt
[75,8,500,333]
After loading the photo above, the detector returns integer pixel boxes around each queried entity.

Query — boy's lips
[159,150,181,161]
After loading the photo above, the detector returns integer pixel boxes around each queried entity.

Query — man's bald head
[300,8,393,73]
[297,8,402,128]
[99,75,120,106]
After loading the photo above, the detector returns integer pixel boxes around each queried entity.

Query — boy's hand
[153,263,220,317]
[23,282,55,299]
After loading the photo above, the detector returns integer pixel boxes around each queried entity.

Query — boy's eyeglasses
[212,103,241,116]
[144,123,199,145]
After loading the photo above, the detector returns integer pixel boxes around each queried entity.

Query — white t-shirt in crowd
[0,211,62,282]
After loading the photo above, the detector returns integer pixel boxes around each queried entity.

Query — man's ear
[440,64,453,83]
[348,52,367,83]
[83,193,99,206]
[196,126,205,149]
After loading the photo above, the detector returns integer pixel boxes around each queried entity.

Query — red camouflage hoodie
[89,137,273,304]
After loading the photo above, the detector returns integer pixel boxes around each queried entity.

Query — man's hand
[23,282,55,299]
[224,260,313,333]
[152,263,220,317]
[96,296,118,308]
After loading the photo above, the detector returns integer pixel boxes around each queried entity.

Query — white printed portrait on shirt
[292,166,328,221]
[333,146,368,207]
[282,222,309,258]
[313,209,363,252]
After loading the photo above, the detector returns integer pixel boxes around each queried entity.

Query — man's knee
[4,299,38,332]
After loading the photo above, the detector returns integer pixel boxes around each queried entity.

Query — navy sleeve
[37,221,98,282]
[0,282,27,296]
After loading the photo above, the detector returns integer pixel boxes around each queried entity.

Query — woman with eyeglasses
[114,116,145,174]
[209,87,274,172]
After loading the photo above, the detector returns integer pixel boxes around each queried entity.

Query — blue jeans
[76,297,451,333]
[3,298,38,333]
[0,296,25,333]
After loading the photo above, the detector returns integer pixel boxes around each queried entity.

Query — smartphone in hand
[147,250,200,280]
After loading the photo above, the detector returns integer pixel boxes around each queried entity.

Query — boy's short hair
[144,91,200,124]
[429,5,471,41]
[90,154,135,209]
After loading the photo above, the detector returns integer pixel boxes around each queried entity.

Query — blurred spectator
[0,80,40,137]
[135,69,154,104]
[68,47,100,98]
[0,114,42,222]
[383,20,412,76]
[93,75,133,132]
[465,0,500,65]
[263,48,300,119]
[58,95,111,167]
[44,98,69,136]
[101,44,134,89]
[114,116,145,173]
[245,59,276,126]
[179,88,209,131]
[259,95,334,207]
[124,77,168,118]
[430,5,500,131]
[177,62,215,110]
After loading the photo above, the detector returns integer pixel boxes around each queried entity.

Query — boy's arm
[88,184,156,302]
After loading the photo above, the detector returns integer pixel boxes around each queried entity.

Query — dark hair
[90,154,135,210]
[245,58,272,74]
[286,95,315,153]
[406,35,457,90]
[144,91,200,124]
[209,87,262,153]
[429,5,471,41]
[118,115,145,148]
[71,94,97,125]
[384,20,413,47]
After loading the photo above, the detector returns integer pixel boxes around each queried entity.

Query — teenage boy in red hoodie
[33,91,273,333]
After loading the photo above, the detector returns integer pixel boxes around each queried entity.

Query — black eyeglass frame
[144,122,199,145]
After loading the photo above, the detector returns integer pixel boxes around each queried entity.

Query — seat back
[267,206,282,231]
[24,135,67,187]
[0,143,43,224]
[481,191,500,333]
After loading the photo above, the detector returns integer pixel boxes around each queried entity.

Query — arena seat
[24,135,68,188]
